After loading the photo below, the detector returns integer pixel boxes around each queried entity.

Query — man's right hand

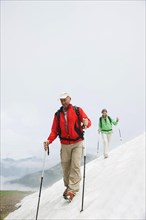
[43,140,50,151]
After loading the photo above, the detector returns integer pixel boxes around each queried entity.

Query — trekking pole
[118,128,122,143]
[35,146,49,220]
[80,131,86,212]
[97,132,100,155]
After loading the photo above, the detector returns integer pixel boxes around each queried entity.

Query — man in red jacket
[44,92,91,201]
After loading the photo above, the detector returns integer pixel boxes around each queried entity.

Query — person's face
[60,96,71,109]
[102,111,107,117]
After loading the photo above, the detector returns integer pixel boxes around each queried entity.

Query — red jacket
[47,104,91,145]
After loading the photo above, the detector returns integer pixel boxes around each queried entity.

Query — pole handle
[47,145,50,155]
[83,130,86,156]
[118,128,122,142]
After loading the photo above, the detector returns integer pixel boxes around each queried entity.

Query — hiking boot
[63,188,68,198]
[64,191,75,202]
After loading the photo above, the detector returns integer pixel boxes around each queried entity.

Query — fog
[1,1,145,162]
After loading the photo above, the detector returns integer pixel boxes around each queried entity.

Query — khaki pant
[101,132,112,157]
[60,141,83,193]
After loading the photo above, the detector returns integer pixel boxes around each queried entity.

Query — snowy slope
[5,134,145,220]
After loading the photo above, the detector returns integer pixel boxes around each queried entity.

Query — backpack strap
[99,117,102,128]
[73,106,84,139]
[108,116,112,124]
[73,106,80,128]
[55,106,63,138]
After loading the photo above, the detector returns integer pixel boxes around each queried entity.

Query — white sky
[1,0,145,160]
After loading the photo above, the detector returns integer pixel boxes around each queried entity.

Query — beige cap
[59,92,70,99]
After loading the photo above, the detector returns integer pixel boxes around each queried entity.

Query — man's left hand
[83,118,88,128]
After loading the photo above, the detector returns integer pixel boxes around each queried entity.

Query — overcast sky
[1,1,145,161]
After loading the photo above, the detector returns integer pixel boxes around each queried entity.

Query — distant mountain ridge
[1,154,96,190]
[1,156,51,178]
[7,154,97,189]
